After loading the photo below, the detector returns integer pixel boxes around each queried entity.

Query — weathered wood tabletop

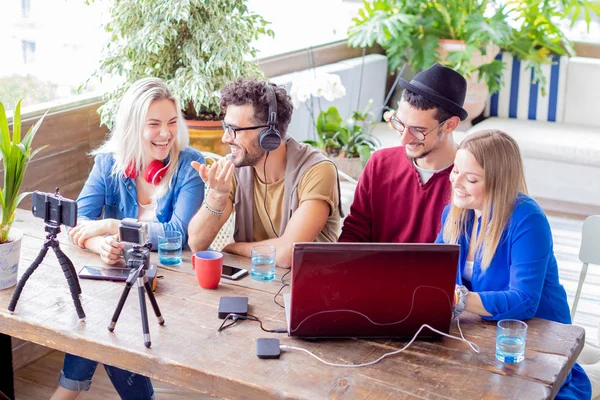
[0,209,586,399]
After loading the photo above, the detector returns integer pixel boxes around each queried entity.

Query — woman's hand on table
[68,219,118,248]
[98,235,125,265]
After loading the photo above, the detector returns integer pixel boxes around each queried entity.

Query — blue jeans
[58,353,154,400]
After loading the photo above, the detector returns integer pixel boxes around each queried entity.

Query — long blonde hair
[443,129,528,269]
[93,77,189,199]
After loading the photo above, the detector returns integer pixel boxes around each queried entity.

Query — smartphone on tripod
[31,190,77,227]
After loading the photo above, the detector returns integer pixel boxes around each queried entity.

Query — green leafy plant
[305,101,381,167]
[0,100,47,243]
[504,0,600,89]
[348,0,600,94]
[85,0,274,127]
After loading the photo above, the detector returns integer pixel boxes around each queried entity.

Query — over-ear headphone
[258,83,282,152]
[125,160,169,185]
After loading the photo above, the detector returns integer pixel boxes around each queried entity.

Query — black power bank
[218,296,248,319]
[256,338,280,359]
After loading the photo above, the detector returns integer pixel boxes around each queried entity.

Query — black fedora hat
[399,63,468,121]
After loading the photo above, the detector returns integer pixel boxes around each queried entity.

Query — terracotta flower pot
[186,120,230,156]
[0,228,23,290]
[437,39,500,128]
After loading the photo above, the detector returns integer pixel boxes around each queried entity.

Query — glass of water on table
[496,319,527,363]
[251,245,276,281]
[158,231,182,265]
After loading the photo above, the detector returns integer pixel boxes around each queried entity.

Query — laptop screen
[288,242,459,339]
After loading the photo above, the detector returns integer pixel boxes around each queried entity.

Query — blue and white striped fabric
[486,52,569,122]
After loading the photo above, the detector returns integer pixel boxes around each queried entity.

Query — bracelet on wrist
[204,201,225,216]
[454,285,469,317]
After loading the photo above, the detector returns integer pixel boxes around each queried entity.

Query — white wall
[271,54,388,142]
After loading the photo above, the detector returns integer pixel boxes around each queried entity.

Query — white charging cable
[279,317,479,368]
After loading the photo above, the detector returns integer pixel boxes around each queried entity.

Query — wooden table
[0,210,586,399]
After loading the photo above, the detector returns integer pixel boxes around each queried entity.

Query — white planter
[0,228,23,290]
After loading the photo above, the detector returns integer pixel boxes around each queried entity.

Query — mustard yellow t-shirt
[220,160,340,242]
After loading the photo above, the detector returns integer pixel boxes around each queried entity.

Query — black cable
[248,313,288,333]
[218,313,287,333]
[218,315,239,332]
[273,283,289,309]
[375,62,407,127]
[273,269,292,308]
[263,151,279,238]
[280,269,291,284]
[356,47,366,111]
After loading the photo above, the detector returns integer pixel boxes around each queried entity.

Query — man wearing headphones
[188,78,342,268]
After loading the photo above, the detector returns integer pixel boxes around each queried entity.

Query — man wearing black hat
[339,63,467,243]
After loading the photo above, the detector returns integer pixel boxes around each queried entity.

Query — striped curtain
[486,52,569,122]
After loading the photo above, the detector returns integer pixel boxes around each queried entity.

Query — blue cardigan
[436,194,591,399]
[77,147,205,250]
[436,194,571,323]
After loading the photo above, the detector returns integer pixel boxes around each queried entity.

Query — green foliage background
[86,0,274,127]
[348,0,600,94]
[0,100,47,243]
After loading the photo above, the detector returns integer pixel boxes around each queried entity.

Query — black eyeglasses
[221,120,269,139]
[388,114,448,141]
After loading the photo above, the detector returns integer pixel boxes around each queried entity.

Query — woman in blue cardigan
[51,78,205,400]
[436,129,591,399]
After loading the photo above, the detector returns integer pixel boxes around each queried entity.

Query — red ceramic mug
[191,251,223,289]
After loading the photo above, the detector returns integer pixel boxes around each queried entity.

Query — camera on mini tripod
[118,218,150,264]
[9,188,86,321]
[119,218,148,245]
[110,219,164,348]
[125,242,152,270]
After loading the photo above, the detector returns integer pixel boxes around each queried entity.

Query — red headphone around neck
[125,160,169,185]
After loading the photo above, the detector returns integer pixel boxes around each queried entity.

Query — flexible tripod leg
[52,244,81,295]
[108,271,137,332]
[51,243,86,321]
[137,277,151,348]
[8,244,50,313]
[143,277,164,325]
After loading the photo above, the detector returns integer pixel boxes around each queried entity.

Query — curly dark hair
[402,89,454,123]
[220,78,293,136]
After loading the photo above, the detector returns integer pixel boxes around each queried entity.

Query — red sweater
[339,146,452,243]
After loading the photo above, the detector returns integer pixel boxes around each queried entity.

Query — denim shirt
[77,147,205,250]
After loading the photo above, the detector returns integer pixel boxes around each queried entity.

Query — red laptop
[284,242,460,339]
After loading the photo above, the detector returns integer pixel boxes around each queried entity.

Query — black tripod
[8,223,85,320]
[108,243,164,348]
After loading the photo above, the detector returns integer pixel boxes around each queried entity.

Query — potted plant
[0,100,47,289]
[348,0,599,124]
[290,71,380,178]
[307,102,381,179]
[85,0,273,155]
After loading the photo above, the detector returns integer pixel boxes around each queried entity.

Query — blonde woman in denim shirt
[51,78,205,400]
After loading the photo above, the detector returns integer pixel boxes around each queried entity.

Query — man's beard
[232,142,266,168]
[404,128,444,162]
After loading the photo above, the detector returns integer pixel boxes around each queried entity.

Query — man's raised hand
[191,160,234,199]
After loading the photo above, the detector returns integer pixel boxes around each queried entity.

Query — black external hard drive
[218,296,248,319]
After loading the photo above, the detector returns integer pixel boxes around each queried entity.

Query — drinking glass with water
[251,245,276,281]
[496,319,527,363]
[158,231,182,265]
